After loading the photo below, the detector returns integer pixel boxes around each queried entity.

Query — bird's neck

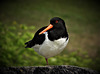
[48,27,68,41]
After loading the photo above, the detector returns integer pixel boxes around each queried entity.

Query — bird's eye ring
[55,20,58,23]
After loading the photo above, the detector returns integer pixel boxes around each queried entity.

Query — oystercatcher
[25,17,69,65]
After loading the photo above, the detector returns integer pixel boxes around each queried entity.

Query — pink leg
[45,58,48,65]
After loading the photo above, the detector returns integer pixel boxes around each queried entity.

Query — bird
[25,17,69,65]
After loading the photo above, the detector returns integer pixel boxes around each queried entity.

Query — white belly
[32,32,69,58]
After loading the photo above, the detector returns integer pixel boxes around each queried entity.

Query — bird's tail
[25,40,34,48]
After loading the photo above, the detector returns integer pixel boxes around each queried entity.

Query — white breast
[32,32,69,58]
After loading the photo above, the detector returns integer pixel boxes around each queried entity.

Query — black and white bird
[25,17,69,65]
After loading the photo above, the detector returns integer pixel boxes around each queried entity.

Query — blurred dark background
[0,0,100,71]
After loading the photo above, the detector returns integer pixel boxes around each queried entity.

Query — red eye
[55,20,58,23]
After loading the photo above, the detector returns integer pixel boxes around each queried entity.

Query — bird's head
[39,17,65,35]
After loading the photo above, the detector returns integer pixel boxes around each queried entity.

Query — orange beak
[39,24,53,35]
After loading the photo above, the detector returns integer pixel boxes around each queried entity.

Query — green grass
[0,0,100,71]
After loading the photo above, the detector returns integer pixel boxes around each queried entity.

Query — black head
[47,17,68,41]
[39,17,67,36]
[50,17,65,28]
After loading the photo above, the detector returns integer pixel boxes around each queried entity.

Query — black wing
[25,26,47,48]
